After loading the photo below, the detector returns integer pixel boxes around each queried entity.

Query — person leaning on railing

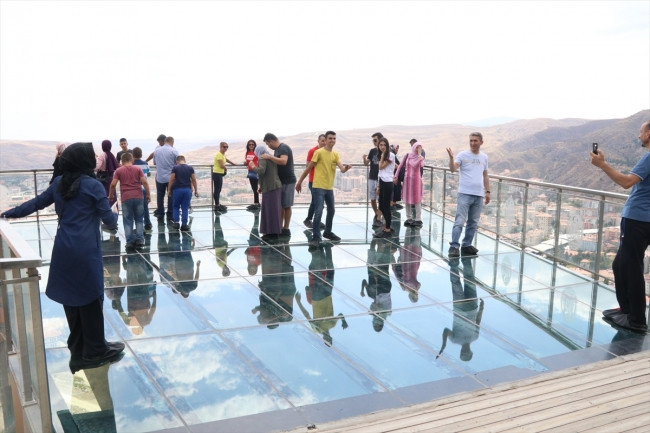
[1,142,126,373]
[591,120,650,334]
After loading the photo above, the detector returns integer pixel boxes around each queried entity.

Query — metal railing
[0,219,51,433]
[0,164,636,283]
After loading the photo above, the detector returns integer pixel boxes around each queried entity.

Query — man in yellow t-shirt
[296,131,351,249]
[212,142,235,213]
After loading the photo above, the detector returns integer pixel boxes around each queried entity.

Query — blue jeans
[155,180,171,218]
[450,193,483,248]
[311,188,335,240]
[306,182,315,221]
[142,187,151,226]
[122,198,145,244]
[173,187,192,225]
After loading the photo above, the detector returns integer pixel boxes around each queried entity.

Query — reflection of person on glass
[361,240,392,332]
[245,211,262,275]
[295,245,348,346]
[213,214,234,276]
[252,244,296,327]
[400,226,422,303]
[57,360,117,430]
[437,257,485,361]
[109,254,157,335]
[1,142,125,372]
[172,232,201,298]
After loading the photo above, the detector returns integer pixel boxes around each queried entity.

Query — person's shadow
[437,257,485,361]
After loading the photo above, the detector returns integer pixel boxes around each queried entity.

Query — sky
[1,0,648,142]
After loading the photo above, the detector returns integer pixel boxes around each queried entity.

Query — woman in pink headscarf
[50,143,67,184]
[96,139,119,207]
[394,141,425,227]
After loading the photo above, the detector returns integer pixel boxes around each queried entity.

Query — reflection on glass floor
[19,205,649,432]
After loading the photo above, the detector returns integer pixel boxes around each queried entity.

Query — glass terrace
[1,164,648,433]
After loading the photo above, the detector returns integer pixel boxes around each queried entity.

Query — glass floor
[12,205,650,433]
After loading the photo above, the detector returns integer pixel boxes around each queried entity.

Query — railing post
[553,189,563,260]
[593,195,606,279]
[33,170,40,223]
[495,179,502,240]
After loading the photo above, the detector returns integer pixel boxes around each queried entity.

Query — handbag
[96,170,109,182]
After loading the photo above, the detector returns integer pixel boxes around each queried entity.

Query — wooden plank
[388,373,649,432]
[288,353,650,433]
[467,382,650,433]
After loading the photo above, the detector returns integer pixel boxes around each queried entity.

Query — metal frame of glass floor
[14,205,650,433]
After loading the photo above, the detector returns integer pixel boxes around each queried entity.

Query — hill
[1,109,647,192]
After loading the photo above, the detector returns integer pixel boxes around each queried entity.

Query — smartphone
[592,143,598,154]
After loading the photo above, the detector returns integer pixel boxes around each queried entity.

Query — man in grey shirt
[153,136,179,222]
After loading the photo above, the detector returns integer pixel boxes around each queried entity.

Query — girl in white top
[375,137,396,238]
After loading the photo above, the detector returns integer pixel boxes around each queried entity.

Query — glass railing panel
[555,189,607,276]
[493,180,527,247]
[594,198,625,286]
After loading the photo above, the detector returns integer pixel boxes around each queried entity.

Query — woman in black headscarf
[2,142,125,372]
[96,139,119,207]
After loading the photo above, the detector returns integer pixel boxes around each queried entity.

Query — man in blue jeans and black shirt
[592,120,650,333]
[446,132,490,258]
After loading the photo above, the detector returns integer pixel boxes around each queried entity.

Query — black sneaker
[373,230,391,239]
[602,308,622,318]
[281,228,291,236]
[303,219,313,228]
[134,239,145,248]
[218,204,228,212]
[404,219,415,227]
[413,220,423,228]
[180,225,190,232]
[125,242,136,251]
[144,224,153,231]
[171,222,180,230]
[448,247,460,258]
[82,341,125,363]
[323,232,341,241]
[461,245,479,256]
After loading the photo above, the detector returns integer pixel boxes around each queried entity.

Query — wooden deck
[285,351,650,433]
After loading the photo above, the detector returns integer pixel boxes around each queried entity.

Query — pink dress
[398,151,425,205]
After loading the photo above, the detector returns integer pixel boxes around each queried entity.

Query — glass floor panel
[9,205,648,432]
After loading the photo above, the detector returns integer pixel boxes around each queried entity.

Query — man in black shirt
[363,132,383,226]
[261,133,297,236]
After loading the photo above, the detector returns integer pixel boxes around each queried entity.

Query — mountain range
[1,109,647,193]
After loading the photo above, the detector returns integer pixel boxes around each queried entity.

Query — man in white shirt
[446,132,490,258]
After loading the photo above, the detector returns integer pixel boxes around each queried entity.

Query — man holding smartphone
[591,120,650,333]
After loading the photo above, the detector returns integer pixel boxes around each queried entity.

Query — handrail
[0,219,51,433]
